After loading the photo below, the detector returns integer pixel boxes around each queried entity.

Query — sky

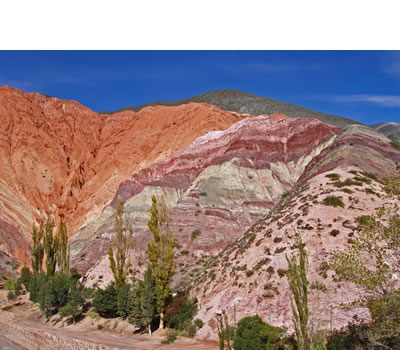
[0,50,399,125]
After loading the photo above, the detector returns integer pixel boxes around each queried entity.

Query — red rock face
[0,86,251,267]
[72,116,339,286]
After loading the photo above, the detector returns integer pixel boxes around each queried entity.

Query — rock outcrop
[71,116,340,287]
[190,125,400,340]
[0,86,251,268]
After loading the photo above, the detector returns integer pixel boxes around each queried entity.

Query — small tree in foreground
[147,195,176,329]
[108,200,133,288]
[286,231,311,350]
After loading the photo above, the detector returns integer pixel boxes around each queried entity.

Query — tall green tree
[108,200,133,288]
[285,231,311,350]
[31,223,44,275]
[56,220,70,275]
[147,195,176,329]
[43,217,59,277]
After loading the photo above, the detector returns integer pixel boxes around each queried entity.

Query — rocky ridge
[189,125,400,340]
[72,116,340,288]
[0,86,250,269]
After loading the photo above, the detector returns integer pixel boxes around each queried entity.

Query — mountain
[71,116,340,287]
[190,124,400,340]
[103,89,360,128]
[370,121,400,141]
[0,86,251,273]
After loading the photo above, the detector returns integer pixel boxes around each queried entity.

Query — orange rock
[0,87,255,266]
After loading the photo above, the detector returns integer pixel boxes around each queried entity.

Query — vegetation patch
[390,140,400,149]
[191,229,201,241]
[325,173,341,181]
[322,195,345,208]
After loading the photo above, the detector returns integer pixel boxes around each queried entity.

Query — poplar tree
[31,223,44,275]
[108,200,133,288]
[43,217,59,277]
[285,231,311,350]
[56,220,70,275]
[147,195,176,329]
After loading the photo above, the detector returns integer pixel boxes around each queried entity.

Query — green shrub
[322,195,345,208]
[333,178,363,188]
[390,141,400,149]
[162,328,179,344]
[18,266,32,290]
[194,318,204,329]
[165,296,198,331]
[191,229,201,241]
[234,315,285,350]
[281,191,290,199]
[6,277,22,301]
[28,273,48,302]
[117,284,131,318]
[325,173,341,181]
[92,284,118,318]
[199,192,207,197]
[58,302,82,323]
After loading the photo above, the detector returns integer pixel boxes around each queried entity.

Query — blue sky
[0,51,399,124]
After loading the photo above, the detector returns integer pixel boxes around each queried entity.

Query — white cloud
[335,94,400,107]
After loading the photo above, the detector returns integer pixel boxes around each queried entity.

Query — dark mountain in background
[102,89,361,128]
[370,121,400,141]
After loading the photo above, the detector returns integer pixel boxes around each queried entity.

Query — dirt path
[0,296,217,350]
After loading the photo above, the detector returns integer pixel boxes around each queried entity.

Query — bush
[161,328,179,344]
[28,273,48,302]
[92,284,118,318]
[390,141,400,149]
[6,277,22,301]
[194,318,204,329]
[234,315,285,350]
[322,195,345,208]
[58,302,83,323]
[191,229,201,241]
[165,296,198,331]
[117,284,131,318]
[18,266,32,290]
[325,173,341,181]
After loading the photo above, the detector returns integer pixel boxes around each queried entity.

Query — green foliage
[59,302,82,323]
[161,328,179,344]
[92,284,118,318]
[18,266,32,290]
[191,229,201,240]
[28,273,48,302]
[31,223,44,275]
[325,173,341,181]
[147,195,176,328]
[329,176,400,345]
[57,221,70,275]
[43,217,59,277]
[108,200,133,288]
[194,318,204,329]
[390,140,400,149]
[37,273,75,318]
[322,195,345,208]
[281,191,290,199]
[165,296,198,331]
[117,283,131,319]
[234,315,285,350]
[285,231,311,350]
[6,277,22,301]
[127,267,156,332]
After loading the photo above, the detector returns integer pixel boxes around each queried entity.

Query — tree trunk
[149,324,152,335]
[160,312,164,329]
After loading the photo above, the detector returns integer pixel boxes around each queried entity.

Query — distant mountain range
[102,89,361,129]
[370,121,400,141]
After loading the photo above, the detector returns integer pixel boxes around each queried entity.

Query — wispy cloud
[0,78,33,90]
[216,62,335,75]
[381,51,400,78]
[335,94,400,107]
